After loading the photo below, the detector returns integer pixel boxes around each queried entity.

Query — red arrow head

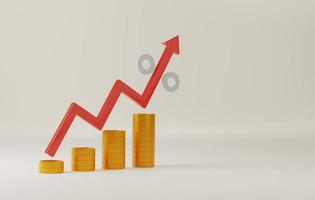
[163,35,180,55]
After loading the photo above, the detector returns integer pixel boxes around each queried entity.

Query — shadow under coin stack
[133,114,155,167]
[71,147,95,171]
[102,130,126,169]
[39,160,64,174]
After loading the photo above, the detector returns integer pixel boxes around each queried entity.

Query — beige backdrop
[0,0,315,138]
[0,0,314,200]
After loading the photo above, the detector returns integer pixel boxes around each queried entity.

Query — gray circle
[138,54,155,75]
[162,72,180,92]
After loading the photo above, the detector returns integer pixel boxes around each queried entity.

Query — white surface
[1,129,315,200]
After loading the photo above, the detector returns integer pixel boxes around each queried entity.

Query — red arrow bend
[45,35,180,157]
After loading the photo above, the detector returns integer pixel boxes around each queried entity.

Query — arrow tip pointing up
[163,35,180,55]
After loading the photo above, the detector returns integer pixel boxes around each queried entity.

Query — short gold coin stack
[39,160,64,174]
[133,114,155,167]
[102,130,125,169]
[71,147,95,171]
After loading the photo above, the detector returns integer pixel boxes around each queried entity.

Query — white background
[0,0,314,199]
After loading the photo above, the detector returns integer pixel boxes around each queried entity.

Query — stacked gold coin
[39,160,64,174]
[71,147,95,171]
[102,130,125,169]
[133,114,155,167]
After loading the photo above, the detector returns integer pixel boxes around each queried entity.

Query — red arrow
[45,35,180,157]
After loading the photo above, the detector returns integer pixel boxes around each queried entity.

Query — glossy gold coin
[133,162,154,168]
[72,147,95,155]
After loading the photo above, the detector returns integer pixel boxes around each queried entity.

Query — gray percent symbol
[138,54,180,92]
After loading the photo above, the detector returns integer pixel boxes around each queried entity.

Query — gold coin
[104,164,125,169]
[133,151,154,155]
[103,155,125,161]
[133,148,154,151]
[103,148,125,152]
[133,162,154,168]
[133,142,155,146]
[103,155,125,159]
[72,166,95,171]
[74,160,95,165]
[104,162,125,166]
[133,156,154,160]
[103,154,125,158]
[133,147,155,152]
[103,145,125,148]
[133,137,155,143]
[133,132,155,137]
[103,152,125,156]
[133,114,155,132]
[72,157,95,162]
[133,153,154,157]
[72,154,95,159]
[72,147,95,155]
[103,142,125,147]
[103,159,125,164]
[103,150,125,155]
[133,133,155,137]
[133,144,154,148]
[39,160,64,174]
[134,157,154,161]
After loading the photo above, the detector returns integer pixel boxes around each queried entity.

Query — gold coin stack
[39,160,64,174]
[71,147,95,171]
[102,130,125,169]
[133,113,155,167]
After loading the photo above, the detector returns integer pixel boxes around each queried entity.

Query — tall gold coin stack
[39,160,64,174]
[102,130,125,169]
[71,147,95,171]
[133,113,155,167]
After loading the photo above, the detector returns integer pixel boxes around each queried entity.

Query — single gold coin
[133,150,154,154]
[133,145,154,147]
[135,153,154,157]
[72,147,95,155]
[74,159,95,165]
[133,148,155,152]
[39,160,64,174]
[133,138,155,144]
[133,153,154,157]
[72,166,95,171]
[133,157,154,161]
[103,156,125,160]
[133,162,154,168]
[102,149,125,155]
[104,164,125,170]
[103,146,125,151]
[103,155,125,159]
[104,162,125,166]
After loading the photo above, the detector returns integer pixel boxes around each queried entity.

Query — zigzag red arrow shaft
[45,37,178,157]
